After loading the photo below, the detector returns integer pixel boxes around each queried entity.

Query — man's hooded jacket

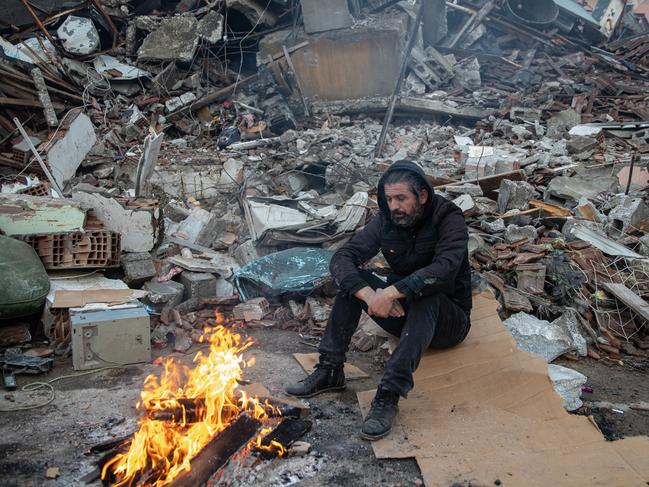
[330,160,472,313]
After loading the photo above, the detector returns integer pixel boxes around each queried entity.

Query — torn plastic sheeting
[543,251,586,303]
[503,312,575,363]
[243,192,367,246]
[233,248,334,301]
[548,364,587,411]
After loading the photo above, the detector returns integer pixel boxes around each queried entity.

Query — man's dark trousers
[319,269,471,398]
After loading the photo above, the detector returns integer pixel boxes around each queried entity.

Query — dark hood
[377,160,436,223]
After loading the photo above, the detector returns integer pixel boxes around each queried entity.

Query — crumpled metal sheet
[233,248,334,301]
[548,364,587,411]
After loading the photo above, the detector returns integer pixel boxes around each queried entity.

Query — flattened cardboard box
[358,292,649,486]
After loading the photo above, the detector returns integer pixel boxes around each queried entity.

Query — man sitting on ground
[286,160,472,440]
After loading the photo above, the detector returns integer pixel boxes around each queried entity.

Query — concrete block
[179,271,216,301]
[497,179,535,213]
[143,279,184,311]
[57,16,99,55]
[173,208,219,248]
[120,252,156,287]
[608,197,649,235]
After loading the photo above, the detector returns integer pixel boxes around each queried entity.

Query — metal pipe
[374,0,425,159]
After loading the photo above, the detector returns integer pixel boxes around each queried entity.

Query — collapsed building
[1,0,649,486]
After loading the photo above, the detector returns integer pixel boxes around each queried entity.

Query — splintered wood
[357,292,649,486]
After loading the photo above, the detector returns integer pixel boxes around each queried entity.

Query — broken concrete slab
[196,10,224,43]
[552,309,588,357]
[503,312,575,362]
[71,189,160,252]
[547,108,581,138]
[547,364,587,411]
[46,111,96,189]
[56,15,100,55]
[150,163,242,200]
[138,14,199,63]
[545,171,619,206]
[120,252,156,287]
[300,0,352,33]
[480,218,506,234]
[566,136,598,155]
[497,179,535,213]
[453,194,475,214]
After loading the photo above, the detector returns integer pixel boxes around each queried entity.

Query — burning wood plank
[98,326,299,486]
[166,414,261,487]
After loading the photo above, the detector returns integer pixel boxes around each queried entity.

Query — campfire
[101,325,286,486]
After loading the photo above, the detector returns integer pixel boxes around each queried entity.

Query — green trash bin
[0,235,50,319]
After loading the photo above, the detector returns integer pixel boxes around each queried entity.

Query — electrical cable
[0,364,138,412]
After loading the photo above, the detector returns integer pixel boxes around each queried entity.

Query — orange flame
[101,325,282,486]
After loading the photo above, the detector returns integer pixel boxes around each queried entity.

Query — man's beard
[391,202,425,228]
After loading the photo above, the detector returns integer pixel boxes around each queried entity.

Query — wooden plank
[529,199,572,217]
[166,414,260,487]
[602,283,649,323]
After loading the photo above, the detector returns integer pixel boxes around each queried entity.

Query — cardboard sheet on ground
[52,289,146,308]
[293,352,369,379]
[357,292,649,486]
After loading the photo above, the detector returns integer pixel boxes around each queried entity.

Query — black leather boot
[285,363,346,398]
[360,386,399,441]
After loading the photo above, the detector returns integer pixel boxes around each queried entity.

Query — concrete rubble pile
[1,0,649,398]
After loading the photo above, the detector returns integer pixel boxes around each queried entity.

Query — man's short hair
[382,170,427,197]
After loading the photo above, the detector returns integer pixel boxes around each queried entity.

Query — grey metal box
[70,304,151,370]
